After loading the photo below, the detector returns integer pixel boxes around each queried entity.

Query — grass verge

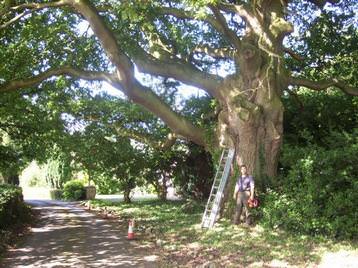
[86,199,357,267]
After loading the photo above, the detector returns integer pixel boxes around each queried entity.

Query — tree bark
[219,81,284,186]
[215,41,286,221]
[158,176,168,201]
[123,189,131,203]
[5,174,20,185]
[216,1,289,189]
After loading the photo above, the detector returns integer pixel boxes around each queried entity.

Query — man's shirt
[236,175,254,191]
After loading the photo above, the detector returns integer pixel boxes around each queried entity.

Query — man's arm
[250,186,254,200]
[250,177,255,199]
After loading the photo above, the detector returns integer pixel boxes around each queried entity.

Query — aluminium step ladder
[201,148,235,228]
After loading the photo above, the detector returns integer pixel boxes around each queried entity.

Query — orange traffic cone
[127,219,135,240]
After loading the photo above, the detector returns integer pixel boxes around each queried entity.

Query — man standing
[233,164,255,225]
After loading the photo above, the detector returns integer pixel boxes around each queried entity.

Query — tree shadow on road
[1,200,158,268]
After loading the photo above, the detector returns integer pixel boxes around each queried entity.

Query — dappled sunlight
[158,218,344,266]
[318,249,358,268]
[1,200,158,268]
[82,199,358,267]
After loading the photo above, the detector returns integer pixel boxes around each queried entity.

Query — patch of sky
[61,113,87,134]
[76,20,94,36]
[94,81,126,99]
[324,1,358,28]
[286,1,357,43]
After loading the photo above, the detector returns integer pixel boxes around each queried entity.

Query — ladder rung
[201,148,235,229]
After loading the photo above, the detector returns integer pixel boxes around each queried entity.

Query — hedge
[0,184,30,230]
[63,180,86,201]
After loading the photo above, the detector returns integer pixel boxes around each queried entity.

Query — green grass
[88,199,357,267]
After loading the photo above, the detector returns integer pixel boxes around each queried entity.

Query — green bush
[49,189,64,200]
[260,132,358,239]
[63,180,86,201]
[0,184,31,230]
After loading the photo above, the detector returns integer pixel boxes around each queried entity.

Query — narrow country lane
[1,200,158,268]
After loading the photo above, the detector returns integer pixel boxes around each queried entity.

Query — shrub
[49,189,64,200]
[260,132,358,239]
[0,184,31,230]
[172,144,214,200]
[63,180,85,201]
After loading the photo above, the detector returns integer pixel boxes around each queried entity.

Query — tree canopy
[1,0,357,180]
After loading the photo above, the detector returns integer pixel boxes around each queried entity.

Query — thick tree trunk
[217,38,286,190]
[213,1,292,221]
[218,50,285,219]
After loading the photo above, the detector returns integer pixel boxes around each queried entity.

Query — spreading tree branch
[156,7,226,38]
[72,0,208,147]
[113,125,177,150]
[7,0,70,11]
[0,10,30,30]
[192,45,235,59]
[0,0,70,17]
[216,2,263,36]
[209,5,241,50]
[0,0,71,30]
[132,46,223,100]
[289,77,358,96]
[71,0,134,86]
[284,48,304,61]
[216,2,253,22]
[0,67,117,93]
[125,80,207,147]
[0,65,208,147]
[1,0,209,148]
[158,4,245,51]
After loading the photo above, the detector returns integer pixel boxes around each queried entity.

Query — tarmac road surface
[1,200,158,268]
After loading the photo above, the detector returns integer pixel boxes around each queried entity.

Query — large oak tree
[1,0,357,184]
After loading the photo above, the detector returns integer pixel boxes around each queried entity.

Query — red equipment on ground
[248,197,259,208]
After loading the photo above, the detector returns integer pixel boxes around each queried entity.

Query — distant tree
[96,139,145,203]
[0,80,78,184]
[141,149,175,201]
[44,151,72,189]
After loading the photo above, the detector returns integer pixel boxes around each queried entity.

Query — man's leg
[242,191,251,224]
[233,192,244,224]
